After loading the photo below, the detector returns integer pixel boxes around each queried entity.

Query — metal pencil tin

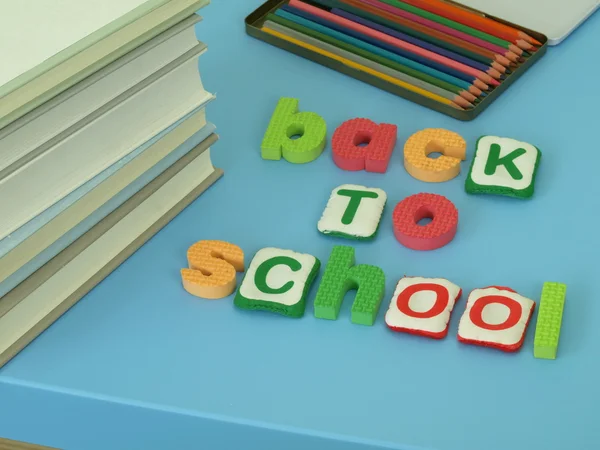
[245,0,548,120]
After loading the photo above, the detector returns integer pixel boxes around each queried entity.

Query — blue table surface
[2,2,599,450]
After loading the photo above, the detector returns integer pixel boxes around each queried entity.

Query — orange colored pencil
[262,26,465,109]
[430,0,543,46]
[340,0,520,65]
[288,0,500,85]
[395,0,542,47]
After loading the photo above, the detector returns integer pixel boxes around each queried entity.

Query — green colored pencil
[266,12,482,100]
[264,19,476,108]
[377,0,526,52]
[316,0,510,71]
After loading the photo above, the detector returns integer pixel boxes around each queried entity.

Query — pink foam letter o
[392,193,458,251]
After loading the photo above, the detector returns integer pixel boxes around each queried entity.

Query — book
[0,0,210,129]
[0,134,222,369]
[0,14,203,177]
[0,113,216,299]
[0,0,172,94]
[0,44,214,241]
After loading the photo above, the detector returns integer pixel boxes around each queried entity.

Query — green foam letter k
[261,97,327,164]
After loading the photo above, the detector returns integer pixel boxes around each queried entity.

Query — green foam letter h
[314,245,385,326]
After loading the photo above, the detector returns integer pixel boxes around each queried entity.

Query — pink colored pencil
[357,0,518,56]
[288,0,500,85]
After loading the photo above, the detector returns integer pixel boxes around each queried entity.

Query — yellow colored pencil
[262,27,464,110]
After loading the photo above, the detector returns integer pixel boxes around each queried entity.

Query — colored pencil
[332,0,515,69]
[359,0,523,56]
[320,0,511,70]
[391,0,542,46]
[264,20,475,108]
[274,9,486,96]
[286,0,500,86]
[375,0,534,51]
[280,5,491,89]
[267,12,482,101]
[261,26,466,109]
[332,8,503,79]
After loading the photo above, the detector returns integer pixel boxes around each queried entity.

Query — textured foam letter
[261,97,327,164]
[392,193,458,251]
[181,240,245,299]
[234,247,320,317]
[403,128,466,182]
[332,118,397,173]
[385,277,462,339]
[314,245,385,325]
[458,286,536,352]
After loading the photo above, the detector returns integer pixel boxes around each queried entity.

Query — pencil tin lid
[457,0,599,45]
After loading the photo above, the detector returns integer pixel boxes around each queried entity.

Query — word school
[181,240,566,360]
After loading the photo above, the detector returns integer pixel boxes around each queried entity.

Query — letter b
[261,97,327,164]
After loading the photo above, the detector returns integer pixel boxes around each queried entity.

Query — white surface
[0,54,212,241]
[385,277,461,335]
[470,136,539,190]
[459,0,599,45]
[0,0,159,88]
[0,23,200,174]
[458,287,535,347]
[239,248,318,306]
[0,148,215,356]
[317,184,386,238]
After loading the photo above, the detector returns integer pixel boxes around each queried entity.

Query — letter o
[392,193,458,251]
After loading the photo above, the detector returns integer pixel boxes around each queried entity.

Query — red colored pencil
[402,0,543,46]
[340,0,521,65]
[288,0,501,85]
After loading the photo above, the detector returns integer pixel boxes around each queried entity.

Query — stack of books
[0,0,221,368]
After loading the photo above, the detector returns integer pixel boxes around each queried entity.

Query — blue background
[1,2,599,449]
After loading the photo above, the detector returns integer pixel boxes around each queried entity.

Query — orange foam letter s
[181,240,245,299]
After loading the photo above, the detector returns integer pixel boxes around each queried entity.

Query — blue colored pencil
[274,9,484,93]
[280,4,491,89]
[332,8,501,77]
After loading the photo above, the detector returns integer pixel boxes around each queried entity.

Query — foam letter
[385,277,462,339]
[332,118,397,173]
[314,245,385,325]
[261,97,327,163]
[234,247,320,317]
[403,128,466,182]
[317,184,387,240]
[181,240,245,299]
[457,286,536,352]
[465,136,541,198]
[392,193,458,251]
[534,282,567,360]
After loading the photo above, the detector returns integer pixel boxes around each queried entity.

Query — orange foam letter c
[403,128,466,182]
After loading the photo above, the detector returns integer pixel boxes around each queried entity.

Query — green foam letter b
[314,245,385,326]
[261,97,327,164]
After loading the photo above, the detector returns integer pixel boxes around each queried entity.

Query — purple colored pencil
[360,0,510,55]
[332,7,492,73]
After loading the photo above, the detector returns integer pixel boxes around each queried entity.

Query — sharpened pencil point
[509,44,524,56]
